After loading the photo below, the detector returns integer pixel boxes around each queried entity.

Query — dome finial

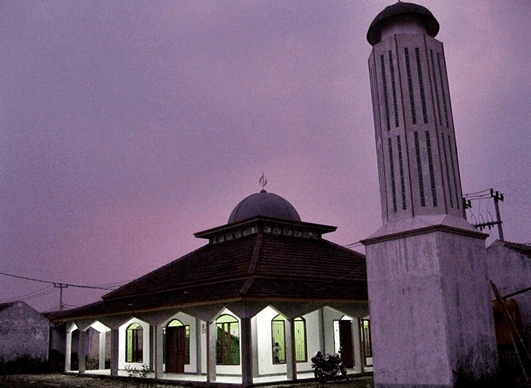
[259,173,268,193]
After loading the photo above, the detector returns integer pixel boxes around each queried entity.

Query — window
[361,319,372,359]
[217,314,240,365]
[294,317,308,362]
[272,315,286,364]
[271,314,307,363]
[126,323,143,363]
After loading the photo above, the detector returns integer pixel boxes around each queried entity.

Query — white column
[149,325,155,373]
[65,329,72,371]
[196,319,203,375]
[78,330,87,374]
[154,324,164,379]
[241,317,253,386]
[251,316,259,378]
[206,320,217,382]
[285,317,297,381]
[98,331,106,370]
[352,319,362,374]
[110,328,120,376]
[318,308,326,354]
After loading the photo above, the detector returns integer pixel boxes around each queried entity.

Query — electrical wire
[0,285,56,303]
[464,188,491,197]
[0,271,116,290]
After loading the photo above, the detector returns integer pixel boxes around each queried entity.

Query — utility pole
[464,188,505,241]
[54,283,68,311]
[491,188,505,241]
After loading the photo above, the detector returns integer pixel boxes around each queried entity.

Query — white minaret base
[363,218,498,388]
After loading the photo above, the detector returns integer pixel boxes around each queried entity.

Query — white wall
[255,306,320,376]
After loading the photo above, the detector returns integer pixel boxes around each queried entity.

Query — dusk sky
[1,0,530,313]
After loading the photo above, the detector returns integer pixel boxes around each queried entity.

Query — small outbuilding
[0,301,50,362]
[486,241,531,346]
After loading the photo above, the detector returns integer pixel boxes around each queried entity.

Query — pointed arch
[126,323,143,363]
[216,314,240,365]
[165,319,190,370]
[271,314,307,363]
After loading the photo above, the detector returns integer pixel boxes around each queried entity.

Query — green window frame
[272,315,286,364]
[216,314,240,365]
[362,318,372,358]
[126,323,143,363]
[271,314,307,363]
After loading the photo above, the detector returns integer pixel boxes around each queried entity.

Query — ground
[0,374,374,388]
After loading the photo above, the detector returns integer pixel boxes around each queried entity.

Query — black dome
[228,190,301,223]
[367,2,439,45]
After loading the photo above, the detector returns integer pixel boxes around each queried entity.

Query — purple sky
[1,1,530,313]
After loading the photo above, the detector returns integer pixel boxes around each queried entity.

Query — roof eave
[194,216,337,239]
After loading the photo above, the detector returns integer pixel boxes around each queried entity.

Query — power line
[464,188,505,240]
[0,271,116,290]
[0,285,56,303]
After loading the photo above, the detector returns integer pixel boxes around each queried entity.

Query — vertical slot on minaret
[425,131,438,207]
[388,137,398,212]
[414,132,426,207]
[389,50,399,128]
[437,52,449,128]
[415,47,428,124]
[397,135,407,210]
[430,50,443,126]
[404,48,417,124]
[447,135,460,209]
[381,55,390,131]
[442,135,454,208]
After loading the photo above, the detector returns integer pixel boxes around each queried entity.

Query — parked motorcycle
[311,348,349,383]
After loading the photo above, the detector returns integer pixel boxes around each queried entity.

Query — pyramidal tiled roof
[55,223,367,321]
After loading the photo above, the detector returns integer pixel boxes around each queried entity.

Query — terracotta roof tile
[55,232,367,321]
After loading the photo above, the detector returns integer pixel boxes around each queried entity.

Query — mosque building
[56,186,371,385]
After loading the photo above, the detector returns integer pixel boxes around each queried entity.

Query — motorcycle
[311,347,349,383]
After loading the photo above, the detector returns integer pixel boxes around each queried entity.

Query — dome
[367,2,439,45]
[228,190,301,223]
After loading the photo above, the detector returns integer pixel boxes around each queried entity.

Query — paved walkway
[2,373,374,388]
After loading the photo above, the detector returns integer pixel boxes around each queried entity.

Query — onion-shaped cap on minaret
[228,189,301,223]
[367,1,439,46]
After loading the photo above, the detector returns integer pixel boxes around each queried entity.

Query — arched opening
[271,314,307,363]
[125,323,143,363]
[165,319,190,373]
[333,315,354,368]
[361,318,372,366]
[216,314,240,365]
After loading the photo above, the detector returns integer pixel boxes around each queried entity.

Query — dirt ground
[1,373,374,388]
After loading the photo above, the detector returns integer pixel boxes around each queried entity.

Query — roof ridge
[240,278,254,295]
[248,233,263,275]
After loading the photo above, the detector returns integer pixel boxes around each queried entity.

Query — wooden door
[166,326,186,373]
[338,320,354,368]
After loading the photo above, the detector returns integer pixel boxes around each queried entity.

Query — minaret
[362,3,498,387]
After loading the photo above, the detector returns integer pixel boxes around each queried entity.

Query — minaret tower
[362,3,498,387]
